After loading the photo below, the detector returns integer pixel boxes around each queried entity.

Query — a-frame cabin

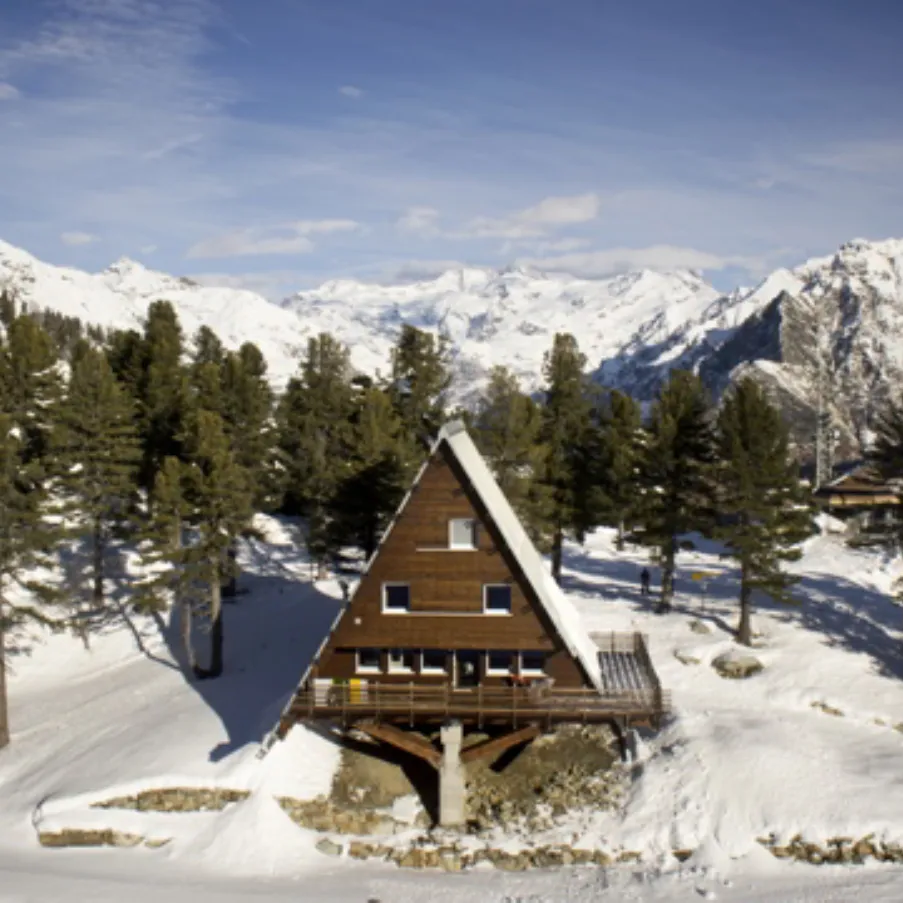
[274,421,667,756]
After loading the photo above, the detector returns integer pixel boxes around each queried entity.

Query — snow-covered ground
[1,516,903,901]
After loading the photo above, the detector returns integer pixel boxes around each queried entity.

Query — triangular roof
[436,421,603,690]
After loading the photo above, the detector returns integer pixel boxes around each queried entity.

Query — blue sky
[0,0,901,296]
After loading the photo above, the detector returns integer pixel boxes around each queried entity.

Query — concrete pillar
[438,721,466,827]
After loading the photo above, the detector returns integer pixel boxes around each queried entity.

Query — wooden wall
[315,441,588,688]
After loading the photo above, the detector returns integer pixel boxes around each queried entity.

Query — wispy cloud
[458,193,600,240]
[60,230,98,246]
[186,219,359,259]
[518,244,769,279]
[396,206,440,233]
[338,85,364,99]
[140,244,157,254]
[0,82,20,100]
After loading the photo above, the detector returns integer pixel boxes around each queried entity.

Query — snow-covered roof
[438,420,603,690]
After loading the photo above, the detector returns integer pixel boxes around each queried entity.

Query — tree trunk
[551,525,564,585]
[92,519,105,607]
[615,520,625,551]
[656,540,675,613]
[207,562,223,678]
[222,541,238,599]
[0,610,9,750]
[181,599,200,677]
[737,563,753,646]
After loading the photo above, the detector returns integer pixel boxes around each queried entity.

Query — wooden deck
[278,632,669,734]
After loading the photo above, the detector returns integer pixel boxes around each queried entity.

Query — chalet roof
[438,421,603,691]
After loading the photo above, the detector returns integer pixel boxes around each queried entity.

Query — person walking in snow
[640,567,651,596]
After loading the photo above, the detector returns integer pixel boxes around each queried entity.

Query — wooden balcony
[279,632,669,734]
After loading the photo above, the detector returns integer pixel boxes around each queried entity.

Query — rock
[674,650,702,666]
[894,724,903,733]
[593,850,612,866]
[348,841,372,860]
[712,651,763,679]
[144,837,172,849]
[617,850,641,863]
[439,852,463,872]
[315,837,344,858]
[672,849,694,862]
[689,620,712,634]
[93,787,248,813]
[811,701,844,717]
[110,831,144,848]
[39,829,145,849]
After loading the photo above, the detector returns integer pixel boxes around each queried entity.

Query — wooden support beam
[460,723,541,765]
[355,721,442,768]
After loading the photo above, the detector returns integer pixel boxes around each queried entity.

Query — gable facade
[310,437,589,689]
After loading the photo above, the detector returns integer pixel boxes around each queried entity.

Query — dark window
[487,651,515,674]
[357,648,381,672]
[421,650,447,673]
[484,584,512,614]
[383,583,411,612]
[520,651,545,674]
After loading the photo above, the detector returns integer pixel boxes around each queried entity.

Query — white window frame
[381,582,411,613]
[387,648,415,674]
[486,650,515,676]
[355,648,382,674]
[519,650,545,676]
[420,650,447,675]
[448,518,478,550]
[482,583,513,615]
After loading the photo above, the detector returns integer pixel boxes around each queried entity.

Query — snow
[3,509,903,899]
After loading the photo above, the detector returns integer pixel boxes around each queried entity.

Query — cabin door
[454,650,480,689]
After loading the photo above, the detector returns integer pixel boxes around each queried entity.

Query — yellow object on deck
[691,571,718,581]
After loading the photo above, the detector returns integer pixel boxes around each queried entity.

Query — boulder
[689,620,712,635]
[315,837,344,858]
[712,651,763,679]
[674,650,702,666]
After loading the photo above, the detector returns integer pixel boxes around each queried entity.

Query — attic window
[449,518,478,550]
[483,584,512,614]
[382,583,411,613]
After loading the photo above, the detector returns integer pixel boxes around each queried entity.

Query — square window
[356,648,381,673]
[486,651,514,675]
[483,584,512,614]
[388,649,414,673]
[520,651,545,675]
[420,650,447,674]
[382,583,411,612]
[449,518,478,549]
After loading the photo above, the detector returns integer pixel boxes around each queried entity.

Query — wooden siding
[315,443,587,688]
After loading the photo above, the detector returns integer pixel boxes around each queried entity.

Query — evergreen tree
[473,365,550,542]
[537,333,594,583]
[388,325,451,449]
[0,314,64,475]
[632,370,716,612]
[105,328,146,407]
[56,344,141,619]
[276,334,355,574]
[189,326,225,415]
[0,413,60,748]
[596,389,644,549]
[714,379,812,645]
[328,385,413,560]
[138,301,187,492]
[180,411,254,677]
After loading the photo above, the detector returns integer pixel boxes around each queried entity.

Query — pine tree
[596,389,644,549]
[536,333,594,583]
[189,326,225,415]
[136,457,200,674]
[714,378,812,645]
[180,411,254,677]
[138,301,187,492]
[389,325,451,449]
[56,344,141,623]
[0,413,60,748]
[276,334,355,574]
[473,365,550,542]
[632,370,716,612]
[328,385,413,560]
[105,328,146,407]
[0,314,64,475]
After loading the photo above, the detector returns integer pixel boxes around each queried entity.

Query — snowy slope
[0,240,314,388]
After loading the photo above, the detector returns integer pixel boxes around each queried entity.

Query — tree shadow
[157,536,344,763]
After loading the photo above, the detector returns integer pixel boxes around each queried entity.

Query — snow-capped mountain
[3,236,903,457]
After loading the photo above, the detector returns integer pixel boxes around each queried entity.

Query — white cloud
[140,244,157,254]
[339,85,363,99]
[396,206,440,234]
[518,244,765,278]
[0,82,20,100]
[188,269,310,299]
[186,219,359,259]
[460,192,600,240]
[60,230,98,246]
